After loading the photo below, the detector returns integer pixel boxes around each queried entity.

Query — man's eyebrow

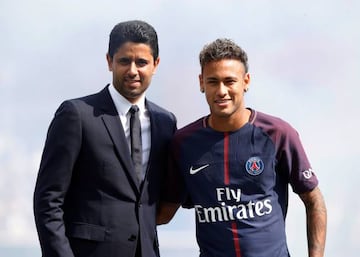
[116,57,130,61]
[205,77,218,81]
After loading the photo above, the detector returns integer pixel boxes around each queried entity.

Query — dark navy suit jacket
[34,86,177,257]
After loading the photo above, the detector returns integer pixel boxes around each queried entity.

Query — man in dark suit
[34,20,177,257]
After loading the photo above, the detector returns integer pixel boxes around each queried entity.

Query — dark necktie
[129,105,142,182]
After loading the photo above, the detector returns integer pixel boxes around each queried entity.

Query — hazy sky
[1,0,360,256]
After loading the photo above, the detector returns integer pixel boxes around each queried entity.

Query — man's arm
[156,202,180,225]
[299,186,327,257]
[34,101,81,257]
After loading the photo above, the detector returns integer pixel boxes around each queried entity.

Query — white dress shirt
[108,84,151,181]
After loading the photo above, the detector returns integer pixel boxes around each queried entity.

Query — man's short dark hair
[108,20,159,61]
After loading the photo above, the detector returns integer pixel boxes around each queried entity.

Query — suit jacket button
[128,235,137,241]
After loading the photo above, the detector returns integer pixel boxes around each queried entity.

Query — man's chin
[124,91,145,103]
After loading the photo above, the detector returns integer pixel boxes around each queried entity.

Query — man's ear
[199,74,204,93]
[243,72,251,91]
[152,57,160,74]
[106,53,113,71]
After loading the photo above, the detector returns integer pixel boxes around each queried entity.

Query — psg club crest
[245,157,264,176]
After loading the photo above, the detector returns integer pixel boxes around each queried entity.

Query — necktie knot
[129,105,139,115]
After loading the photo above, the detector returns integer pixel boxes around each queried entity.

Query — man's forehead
[202,60,246,75]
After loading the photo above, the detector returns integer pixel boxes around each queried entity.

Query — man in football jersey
[157,38,327,257]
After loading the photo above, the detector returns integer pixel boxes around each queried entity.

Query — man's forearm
[300,187,327,257]
[156,202,180,225]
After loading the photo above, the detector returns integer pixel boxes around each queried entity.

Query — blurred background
[1,0,359,256]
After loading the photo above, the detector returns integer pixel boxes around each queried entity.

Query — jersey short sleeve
[251,110,318,194]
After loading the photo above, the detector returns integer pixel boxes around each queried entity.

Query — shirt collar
[108,83,146,115]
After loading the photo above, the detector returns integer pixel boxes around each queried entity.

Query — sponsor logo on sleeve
[302,168,314,179]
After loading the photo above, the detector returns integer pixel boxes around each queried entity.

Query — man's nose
[217,83,227,96]
[128,62,138,76]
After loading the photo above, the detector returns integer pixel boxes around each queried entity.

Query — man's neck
[208,108,251,132]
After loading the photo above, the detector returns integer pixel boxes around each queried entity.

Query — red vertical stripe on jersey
[224,132,230,185]
[224,132,242,257]
[232,222,242,257]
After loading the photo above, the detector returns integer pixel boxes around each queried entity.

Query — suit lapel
[98,86,141,190]
[144,101,160,176]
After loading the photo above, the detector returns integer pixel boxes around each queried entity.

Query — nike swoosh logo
[190,164,210,175]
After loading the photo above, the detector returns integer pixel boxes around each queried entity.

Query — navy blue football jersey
[164,109,318,257]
